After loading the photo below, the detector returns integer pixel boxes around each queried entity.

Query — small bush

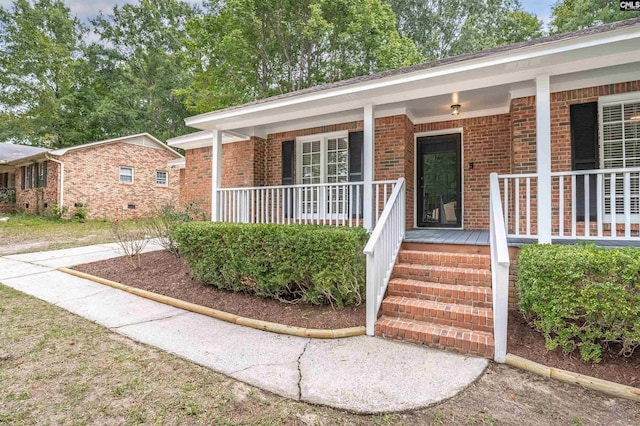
[517,243,640,362]
[110,221,148,269]
[73,206,88,222]
[174,223,368,308]
[46,204,68,221]
[144,203,204,256]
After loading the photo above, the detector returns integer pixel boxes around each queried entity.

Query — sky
[0,0,556,23]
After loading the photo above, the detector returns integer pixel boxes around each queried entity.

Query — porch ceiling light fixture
[450,104,461,116]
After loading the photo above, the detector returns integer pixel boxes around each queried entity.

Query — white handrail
[216,180,397,192]
[364,178,406,336]
[490,173,511,363]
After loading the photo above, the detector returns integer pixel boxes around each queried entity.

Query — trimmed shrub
[174,222,368,308]
[517,243,640,363]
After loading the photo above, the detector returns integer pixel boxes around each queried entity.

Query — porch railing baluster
[496,167,640,242]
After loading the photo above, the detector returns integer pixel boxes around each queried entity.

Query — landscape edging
[58,267,365,339]
[505,353,640,402]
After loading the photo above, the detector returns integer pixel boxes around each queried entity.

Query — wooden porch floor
[405,229,492,246]
[404,229,640,247]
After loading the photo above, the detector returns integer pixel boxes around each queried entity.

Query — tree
[0,0,88,147]
[90,0,199,141]
[550,0,640,34]
[178,0,423,114]
[387,0,543,60]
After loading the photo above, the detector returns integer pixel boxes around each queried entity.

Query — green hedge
[174,222,368,308]
[517,243,640,362]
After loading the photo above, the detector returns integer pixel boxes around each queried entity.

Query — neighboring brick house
[2,134,182,219]
[0,144,50,214]
[168,19,640,359]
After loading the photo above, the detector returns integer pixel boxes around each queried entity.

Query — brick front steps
[375,242,495,358]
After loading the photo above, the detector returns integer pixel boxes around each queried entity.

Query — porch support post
[536,75,552,243]
[211,129,222,222]
[363,104,374,231]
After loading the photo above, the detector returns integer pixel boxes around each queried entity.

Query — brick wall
[181,146,211,217]
[15,161,59,215]
[181,137,268,219]
[59,141,180,220]
[511,82,640,235]
[265,122,363,186]
[403,116,415,229]
[414,114,512,230]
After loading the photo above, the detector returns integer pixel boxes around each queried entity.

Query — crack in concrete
[110,311,189,330]
[296,339,311,400]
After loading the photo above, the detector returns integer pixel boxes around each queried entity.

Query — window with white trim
[156,170,168,186]
[600,94,640,217]
[296,131,349,215]
[119,166,134,184]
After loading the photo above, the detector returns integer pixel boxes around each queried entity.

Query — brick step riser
[374,321,494,358]
[391,266,492,287]
[376,331,494,358]
[380,308,493,333]
[380,302,493,333]
[387,288,492,308]
[398,251,491,270]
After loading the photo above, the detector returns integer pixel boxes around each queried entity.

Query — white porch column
[536,75,552,243]
[211,129,222,221]
[363,104,375,231]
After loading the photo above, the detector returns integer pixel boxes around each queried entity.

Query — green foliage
[144,203,204,256]
[174,223,368,308]
[517,244,640,363]
[89,0,198,141]
[178,0,422,113]
[550,0,640,34]
[73,206,88,222]
[388,0,543,60]
[47,204,69,221]
[0,189,16,203]
[0,0,88,147]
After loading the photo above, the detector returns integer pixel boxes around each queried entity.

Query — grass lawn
[1,284,638,425]
[0,213,147,255]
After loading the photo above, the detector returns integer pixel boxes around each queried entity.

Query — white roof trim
[168,158,186,169]
[49,133,182,158]
[185,24,640,129]
[167,130,250,149]
[509,68,640,99]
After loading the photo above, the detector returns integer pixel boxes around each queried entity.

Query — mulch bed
[75,250,365,330]
[508,310,640,388]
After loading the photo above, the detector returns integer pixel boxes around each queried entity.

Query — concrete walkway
[0,243,489,413]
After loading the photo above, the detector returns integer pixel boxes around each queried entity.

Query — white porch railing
[363,178,406,336]
[489,173,511,363]
[498,167,640,240]
[216,180,397,227]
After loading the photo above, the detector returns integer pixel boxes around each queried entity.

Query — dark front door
[417,134,462,228]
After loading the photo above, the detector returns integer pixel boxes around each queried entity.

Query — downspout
[45,154,64,208]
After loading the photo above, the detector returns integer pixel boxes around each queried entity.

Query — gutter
[45,154,64,208]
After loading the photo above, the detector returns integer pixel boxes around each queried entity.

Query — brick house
[1,134,182,219]
[1,144,50,213]
[169,19,640,360]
